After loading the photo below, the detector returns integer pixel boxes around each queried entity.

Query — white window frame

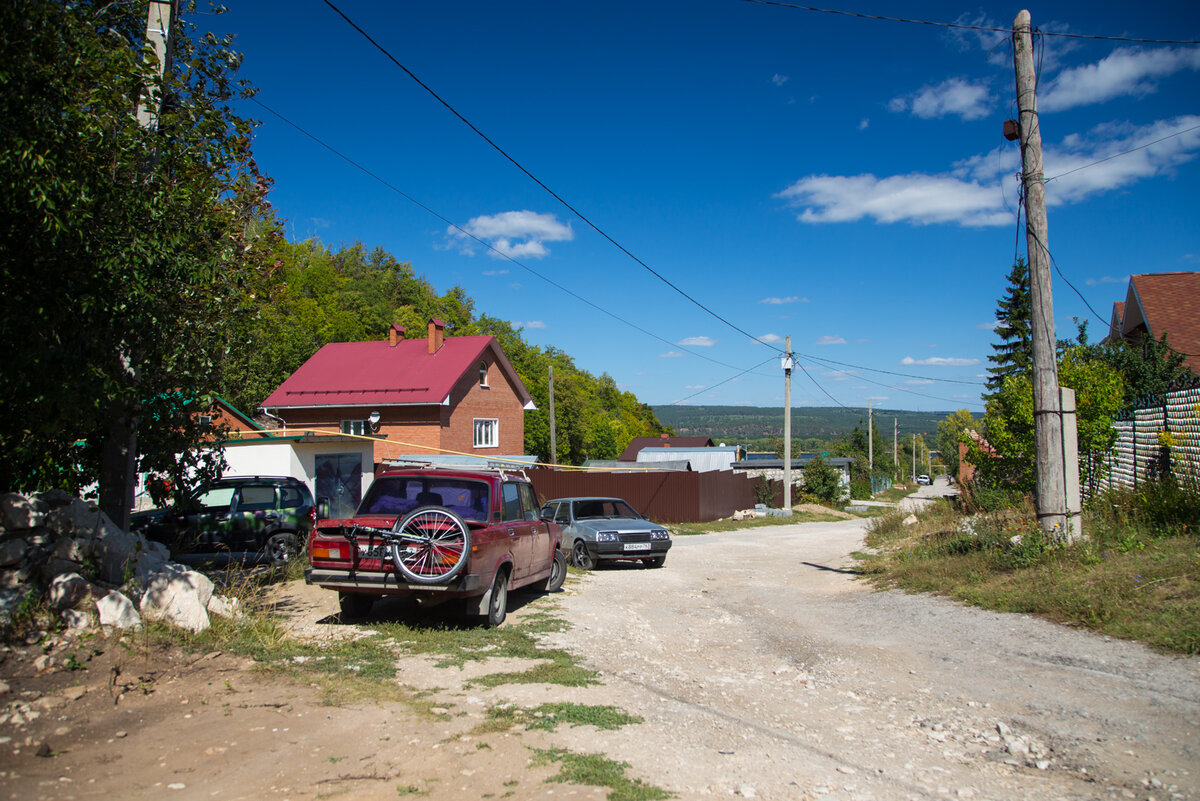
[479,362,489,388]
[340,419,368,436]
[473,418,499,449]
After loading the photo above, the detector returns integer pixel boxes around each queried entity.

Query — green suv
[132,476,317,565]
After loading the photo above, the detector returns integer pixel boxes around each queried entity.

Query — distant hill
[652,405,949,448]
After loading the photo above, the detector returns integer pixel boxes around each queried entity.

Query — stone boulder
[0,493,42,530]
[139,566,214,633]
[96,591,141,630]
[49,573,92,611]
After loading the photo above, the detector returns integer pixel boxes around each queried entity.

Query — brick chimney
[427,318,445,354]
[388,323,405,347]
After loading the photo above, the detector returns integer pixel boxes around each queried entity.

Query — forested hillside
[653,405,948,452]
[217,238,665,464]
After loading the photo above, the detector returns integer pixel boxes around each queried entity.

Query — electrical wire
[741,0,1200,44]
[249,97,769,378]
[1045,123,1200,183]
[321,0,782,355]
[669,357,777,404]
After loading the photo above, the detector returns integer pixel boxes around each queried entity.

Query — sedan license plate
[623,542,651,552]
[358,544,390,560]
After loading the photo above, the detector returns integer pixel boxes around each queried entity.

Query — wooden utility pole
[1013,9,1067,534]
[548,364,557,465]
[100,0,177,530]
[867,399,873,474]
[912,434,916,479]
[893,417,898,475]
[782,337,793,513]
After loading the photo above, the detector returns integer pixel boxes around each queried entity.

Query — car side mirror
[540,509,555,522]
[316,498,332,520]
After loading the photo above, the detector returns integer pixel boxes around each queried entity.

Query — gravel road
[542,508,1200,801]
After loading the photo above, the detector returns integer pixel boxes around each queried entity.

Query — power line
[1045,122,1200,183]
[249,97,771,377]
[741,0,1200,45]
[795,350,987,386]
[321,0,783,355]
[669,357,777,404]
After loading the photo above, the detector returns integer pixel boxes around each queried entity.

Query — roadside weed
[475,703,642,735]
[531,748,672,801]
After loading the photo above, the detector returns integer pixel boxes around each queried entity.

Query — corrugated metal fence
[1096,383,1200,492]
[527,469,782,524]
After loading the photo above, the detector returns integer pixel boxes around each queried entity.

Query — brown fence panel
[527,470,781,523]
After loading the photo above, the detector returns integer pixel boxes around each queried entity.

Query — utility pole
[867,399,873,474]
[1013,9,1067,535]
[101,0,177,530]
[548,364,557,466]
[912,434,916,479]
[782,337,793,513]
[893,417,898,476]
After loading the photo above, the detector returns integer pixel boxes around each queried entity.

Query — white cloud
[522,320,546,329]
[1085,275,1130,286]
[888,78,992,121]
[772,73,789,86]
[482,269,510,276]
[816,335,847,345]
[1042,47,1200,112]
[858,118,869,131]
[758,333,784,344]
[777,173,1011,227]
[448,210,573,259]
[684,385,706,390]
[309,217,333,229]
[976,321,1000,330]
[905,379,934,385]
[678,336,716,347]
[822,370,855,382]
[901,356,981,367]
[778,116,1200,227]
[760,296,807,305]
[659,351,685,359]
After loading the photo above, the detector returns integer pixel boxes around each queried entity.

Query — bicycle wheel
[390,505,471,585]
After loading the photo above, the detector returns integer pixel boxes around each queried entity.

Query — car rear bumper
[305,567,485,596]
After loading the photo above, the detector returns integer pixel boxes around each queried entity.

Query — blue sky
[205,1,1200,414]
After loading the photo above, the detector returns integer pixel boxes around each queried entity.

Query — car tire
[572,540,596,571]
[265,531,299,566]
[338,592,374,622]
[485,569,509,628]
[642,555,666,568]
[542,548,567,592]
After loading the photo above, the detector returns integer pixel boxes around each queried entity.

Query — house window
[479,362,489,388]
[340,419,368,436]
[473,418,498,449]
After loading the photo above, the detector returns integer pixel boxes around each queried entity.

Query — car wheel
[485,569,509,628]
[572,540,596,571]
[542,548,567,592]
[642,555,666,568]
[338,592,374,621]
[265,532,299,566]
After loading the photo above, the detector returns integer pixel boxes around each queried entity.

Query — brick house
[1105,272,1200,377]
[260,319,535,467]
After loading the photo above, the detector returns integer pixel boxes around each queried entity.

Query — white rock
[96,591,142,630]
[207,595,240,619]
[49,574,91,611]
[0,493,41,530]
[139,567,214,633]
[62,609,91,631]
[902,514,919,526]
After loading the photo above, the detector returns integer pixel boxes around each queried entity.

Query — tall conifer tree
[986,258,1033,394]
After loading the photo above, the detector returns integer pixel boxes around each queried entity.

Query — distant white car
[916,474,932,485]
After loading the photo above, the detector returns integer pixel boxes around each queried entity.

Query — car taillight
[311,539,350,561]
[309,507,317,526]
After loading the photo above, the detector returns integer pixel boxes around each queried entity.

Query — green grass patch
[673,510,851,536]
[858,493,1200,654]
[475,703,642,735]
[531,747,672,801]
[872,487,914,504]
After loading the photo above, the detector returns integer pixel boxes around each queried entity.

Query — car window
[279,485,308,508]
[501,482,522,522]
[237,485,276,511]
[195,486,236,510]
[553,503,571,525]
[518,483,540,522]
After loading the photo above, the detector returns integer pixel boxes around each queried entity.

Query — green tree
[1070,321,1195,413]
[986,258,1032,395]
[802,456,842,504]
[0,1,272,503]
[936,409,978,478]
[971,347,1123,490]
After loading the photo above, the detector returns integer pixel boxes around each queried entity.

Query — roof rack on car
[379,459,529,482]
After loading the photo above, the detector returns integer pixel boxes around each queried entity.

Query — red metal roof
[261,335,533,409]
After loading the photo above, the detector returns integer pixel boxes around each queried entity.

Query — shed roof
[618,435,714,461]
[261,335,534,410]
[1118,273,1200,376]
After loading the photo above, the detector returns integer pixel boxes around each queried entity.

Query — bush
[802,456,843,505]
[849,479,872,500]
[957,480,1027,514]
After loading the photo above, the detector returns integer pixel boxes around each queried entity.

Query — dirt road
[3,512,1198,800]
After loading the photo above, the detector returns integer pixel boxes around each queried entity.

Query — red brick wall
[443,352,526,455]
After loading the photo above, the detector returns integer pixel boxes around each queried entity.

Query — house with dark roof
[261,319,535,467]
[1105,272,1200,377]
[618,434,714,462]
